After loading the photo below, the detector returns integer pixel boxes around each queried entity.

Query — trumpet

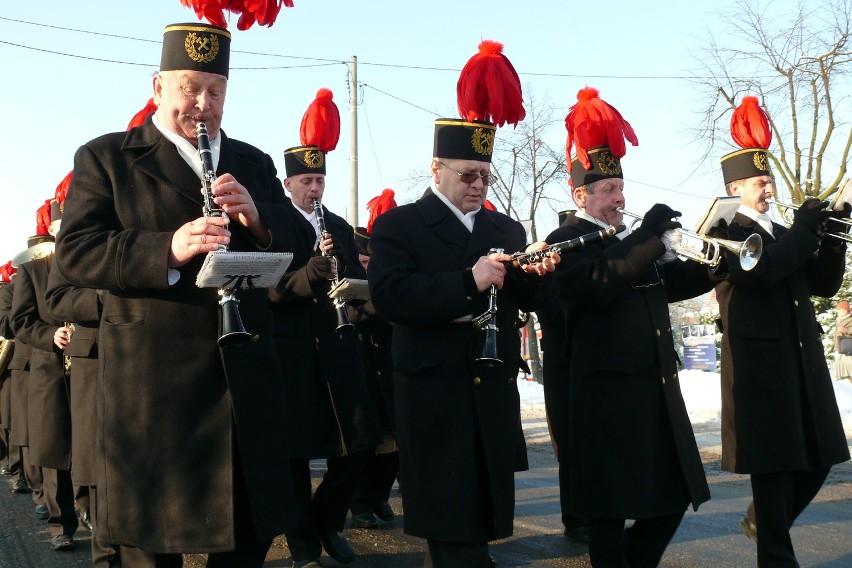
[197,121,252,348]
[767,199,852,243]
[617,208,763,271]
[312,199,355,333]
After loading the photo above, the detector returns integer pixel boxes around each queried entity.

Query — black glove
[306,255,334,283]
[640,203,682,237]
[830,202,852,219]
[792,198,832,234]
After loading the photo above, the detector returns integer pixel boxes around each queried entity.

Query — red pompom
[457,40,525,127]
[0,260,16,283]
[179,0,292,29]
[365,189,397,234]
[300,88,341,153]
[565,87,638,172]
[730,96,772,150]
[35,199,53,236]
[127,98,158,130]
[54,171,73,204]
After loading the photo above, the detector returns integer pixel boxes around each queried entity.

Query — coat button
[466,296,473,302]
[474,377,481,385]
[312,298,318,304]
[672,373,678,380]
[251,334,260,343]
[508,377,515,383]
[662,376,666,384]
[376,370,382,376]
[794,300,799,307]
[373,342,379,348]
[799,341,803,348]
[656,329,661,337]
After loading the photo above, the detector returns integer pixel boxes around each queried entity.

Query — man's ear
[430,159,441,182]
[571,186,586,209]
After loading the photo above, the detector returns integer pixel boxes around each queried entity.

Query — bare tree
[691,0,852,202]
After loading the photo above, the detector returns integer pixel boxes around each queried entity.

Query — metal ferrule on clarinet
[312,198,355,333]
[510,225,621,268]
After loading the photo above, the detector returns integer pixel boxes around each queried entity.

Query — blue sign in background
[683,343,717,371]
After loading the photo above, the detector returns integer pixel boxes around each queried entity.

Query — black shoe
[374,501,394,522]
[292,560,322,568]
[79,508,93,531]
[51,534,76,551]
[563,524,590,544]
[12,478,31,493]
[34,504,49,520]
[319,530,355,564]
[350,512,379,529]
[739,515,757,543]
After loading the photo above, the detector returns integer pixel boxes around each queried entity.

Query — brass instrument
[617,208,763,271]
[196,121,252,347]
[62,323,75,375]
[767,198,852,243]
[312,198,355,333]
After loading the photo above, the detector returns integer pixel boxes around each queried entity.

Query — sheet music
[196,251,293,289]
[328,278,370,301]
[694,196,742,235]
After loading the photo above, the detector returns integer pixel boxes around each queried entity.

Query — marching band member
[368,41,557,567]
[545,87,720,567]
[712,96,850,566]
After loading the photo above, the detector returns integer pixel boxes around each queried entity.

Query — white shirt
[736,206,775,238]
[292,201,322,249]
[152,115,221,180]
[431,185,480,233]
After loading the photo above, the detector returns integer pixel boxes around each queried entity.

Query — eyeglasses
[438,161,495,186]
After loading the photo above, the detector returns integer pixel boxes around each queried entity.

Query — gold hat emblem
[471,127,495,156]
[752,151,768,171]
[184,32,220,64]
[303,150,325,168]
[596,148,622,176]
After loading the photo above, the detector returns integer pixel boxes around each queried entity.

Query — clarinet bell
[476,328,502,367]
[334,300,356,333]
[219,292,252,348]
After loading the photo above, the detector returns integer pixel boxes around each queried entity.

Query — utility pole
[349,55,359,227]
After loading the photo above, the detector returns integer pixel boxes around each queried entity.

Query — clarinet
[509,224,622,267]
[312,199,355,332]
[196,122,251,347]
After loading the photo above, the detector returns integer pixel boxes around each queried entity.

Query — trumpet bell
[717,233,763,271]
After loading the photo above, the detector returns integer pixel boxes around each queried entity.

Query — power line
[361,83,440,116]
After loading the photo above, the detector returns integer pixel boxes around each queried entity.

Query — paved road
[2,420,851,567]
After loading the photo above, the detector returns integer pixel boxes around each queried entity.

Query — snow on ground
[518,369,852,446]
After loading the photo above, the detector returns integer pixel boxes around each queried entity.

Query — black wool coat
[0,283,14,432]
[5,278,33,448]
[714,213,850,473]
[268,205,381,459]
[55,118,309,553]
[45,257,102,486]
[546,216,715,519]
[368,190,554,543]
[10,256,72,471]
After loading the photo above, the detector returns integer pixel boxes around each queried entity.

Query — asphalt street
[2,421,851,567]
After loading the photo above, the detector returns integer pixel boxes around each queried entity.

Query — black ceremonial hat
[160,23,231,78]
[720,148,771,185]
[433,119,496,163]
[354,227,370,256]
[569,146,624,189]
[283,146,326,177]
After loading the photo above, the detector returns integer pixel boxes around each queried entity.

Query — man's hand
[306,255,335,282]
[53,325,73,350]
[169,216,231,267]
[792,198,832,234]
[520,241,560,275]
[472,253,508,292]
[212,173,270,244]
[641,204,682,237]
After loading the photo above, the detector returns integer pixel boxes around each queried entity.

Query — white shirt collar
[152,115,221,179]
[575,210,630,240]
[736,205,774,238]
[431,184,480,232]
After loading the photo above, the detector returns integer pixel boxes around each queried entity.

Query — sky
[0,0,819,265]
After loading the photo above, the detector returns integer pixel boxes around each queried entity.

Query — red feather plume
[564,87,638,172]
[179,0,292,30]
[0,260,16,283]
[457,40,525,127]
[35,199,53,236]
[365,189,397,234]
[127,98,158,130]
[54,171,73,205]
[483,199,497,211]
[730,96,772,150]
[300,88,340,153]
